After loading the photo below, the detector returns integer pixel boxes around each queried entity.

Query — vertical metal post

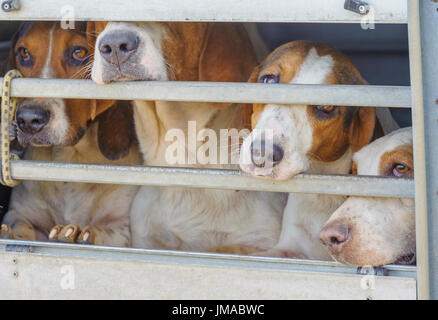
[408,0,438,300]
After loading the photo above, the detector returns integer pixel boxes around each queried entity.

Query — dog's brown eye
[259,74,280,84]
[18,47,29,58]
[315,105,336,113]
[393,163,410,177]
[17,47,33,66]
[72,47,88,61]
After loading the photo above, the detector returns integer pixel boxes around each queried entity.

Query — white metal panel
[0,0,407,23]
[0,251,416,300]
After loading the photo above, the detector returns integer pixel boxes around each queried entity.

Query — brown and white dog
[320,127,415,266]
[90,21,286,252]
[0,22,141,246]
[237,41,399,259]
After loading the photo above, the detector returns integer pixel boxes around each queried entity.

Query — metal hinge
[1,0,20,12]
[344,0,370,15]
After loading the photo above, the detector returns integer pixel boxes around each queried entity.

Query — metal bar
[0,78,412,108]
[0,0,407,23]
[10,160,414,198]
[409,0,438,300]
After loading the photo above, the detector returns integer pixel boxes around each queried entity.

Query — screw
[359,5,366,13]
[13,271,18,278]
[12,258,17,264]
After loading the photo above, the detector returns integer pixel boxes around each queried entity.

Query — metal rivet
[12,258,17,264]
[13,271,18,278]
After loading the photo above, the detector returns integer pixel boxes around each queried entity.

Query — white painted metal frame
[10,160,414,198]
[0,0,423,300]
[0,79,412,108]
[0,0,407,23]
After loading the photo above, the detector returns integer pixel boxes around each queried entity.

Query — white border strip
[0,0,407,23]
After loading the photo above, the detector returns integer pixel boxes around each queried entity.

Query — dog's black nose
[99,31,140,65]
[16,105,50,134]
[250,141,284,168]
[272,144,284,165]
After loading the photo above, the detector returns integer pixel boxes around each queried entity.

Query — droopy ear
[86,21,97,56]
[348,107,376,152]
[247,65,265,129]
[199,23,258,110]
[89,99,117,121]
[97,100,136,160]
[86,21,109,57]
[1,23,27,75]
[86,21,115,119]
[229,64,262,130]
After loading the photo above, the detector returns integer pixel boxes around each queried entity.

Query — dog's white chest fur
[130,186,286,251]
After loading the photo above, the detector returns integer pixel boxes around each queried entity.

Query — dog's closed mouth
[17,131,51,147]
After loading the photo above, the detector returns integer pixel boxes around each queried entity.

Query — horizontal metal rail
[0,0,407,23]
[0,78,412,107]
[11,160,415,198]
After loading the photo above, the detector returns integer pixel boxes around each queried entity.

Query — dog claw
[77,227,95,245]
[58,225,80,243]
[49,225,62,241]
[49,225,95,245]
[0,224,14,239]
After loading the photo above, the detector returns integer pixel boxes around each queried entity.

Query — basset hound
[216,41,399,259]
[320,127,415,266]
[0,22,142,247]
[89,21,287,252]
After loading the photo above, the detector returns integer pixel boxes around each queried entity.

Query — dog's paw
[49,224,96,245]
[0,224,14,239]
[49,224,81,243]
[77,226,95,245]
